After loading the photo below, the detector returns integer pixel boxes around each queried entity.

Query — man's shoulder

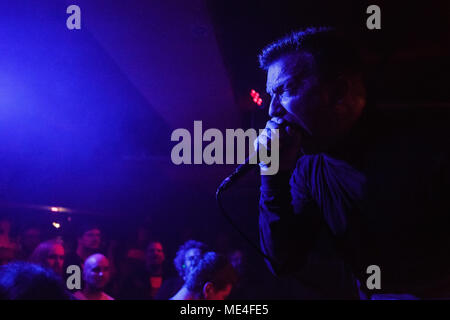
[293,154,324,177]
[290,154,324,190]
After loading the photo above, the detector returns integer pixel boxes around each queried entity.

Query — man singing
[257,27,450,299]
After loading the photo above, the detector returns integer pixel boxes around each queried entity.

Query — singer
[256,27,450,299]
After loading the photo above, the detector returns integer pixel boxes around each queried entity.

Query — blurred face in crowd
[184,248,202,279]
[229,250,243,267]
[146,242,165,266]
[45,243,65,275]
[229,250,245,275]
[203,282,233,301]
[78,228,101,251]
[83,254,110,290]
[21,228,41,252]
[184,248,202,275]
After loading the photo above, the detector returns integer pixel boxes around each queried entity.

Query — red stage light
[250,89,263,107]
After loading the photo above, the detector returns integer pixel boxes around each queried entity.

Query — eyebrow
[267,72,306,95]
[267,80,287,95]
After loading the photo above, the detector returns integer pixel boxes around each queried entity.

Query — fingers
[271,117,285,125]
[254,129,269,151]
[265,120,279,140]
[256,117,300,152]
[254,120,279,151]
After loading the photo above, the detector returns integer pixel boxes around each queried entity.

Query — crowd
[0,215,244,300]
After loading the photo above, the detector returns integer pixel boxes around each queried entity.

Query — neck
[83,286,103,299]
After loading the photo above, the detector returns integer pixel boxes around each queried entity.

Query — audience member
[146,240,165,299]
[156,240,208,300]
[170,252,238,300]
[73,253,113,300]
[0,262,71,300]
[30,239,65,276]
[64,224,102,271]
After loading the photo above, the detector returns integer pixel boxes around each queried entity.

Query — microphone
[216,152,259,193]
[216,120,291,193]
[215,150,276,265]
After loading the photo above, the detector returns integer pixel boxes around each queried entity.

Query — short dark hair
[174,240,208,278]
[259,27,362,80]
[76,222,100,239]
[185,252,238,296]
[0,262,71,300]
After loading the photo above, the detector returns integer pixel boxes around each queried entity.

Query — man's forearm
[259,172,318,275]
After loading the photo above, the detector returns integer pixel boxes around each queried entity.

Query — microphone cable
[216,171,276,267]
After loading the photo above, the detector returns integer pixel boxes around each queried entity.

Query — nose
[268,95,285,118]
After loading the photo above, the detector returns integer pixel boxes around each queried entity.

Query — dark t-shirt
[259,106,450,298]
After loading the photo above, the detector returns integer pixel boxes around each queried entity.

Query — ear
[202,282,214,299]
[334,75,350,104]
[334,74,366,116]
[320,76,349,108]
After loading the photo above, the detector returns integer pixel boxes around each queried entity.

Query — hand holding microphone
[217,117,303,192]
[255,117,303,175]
